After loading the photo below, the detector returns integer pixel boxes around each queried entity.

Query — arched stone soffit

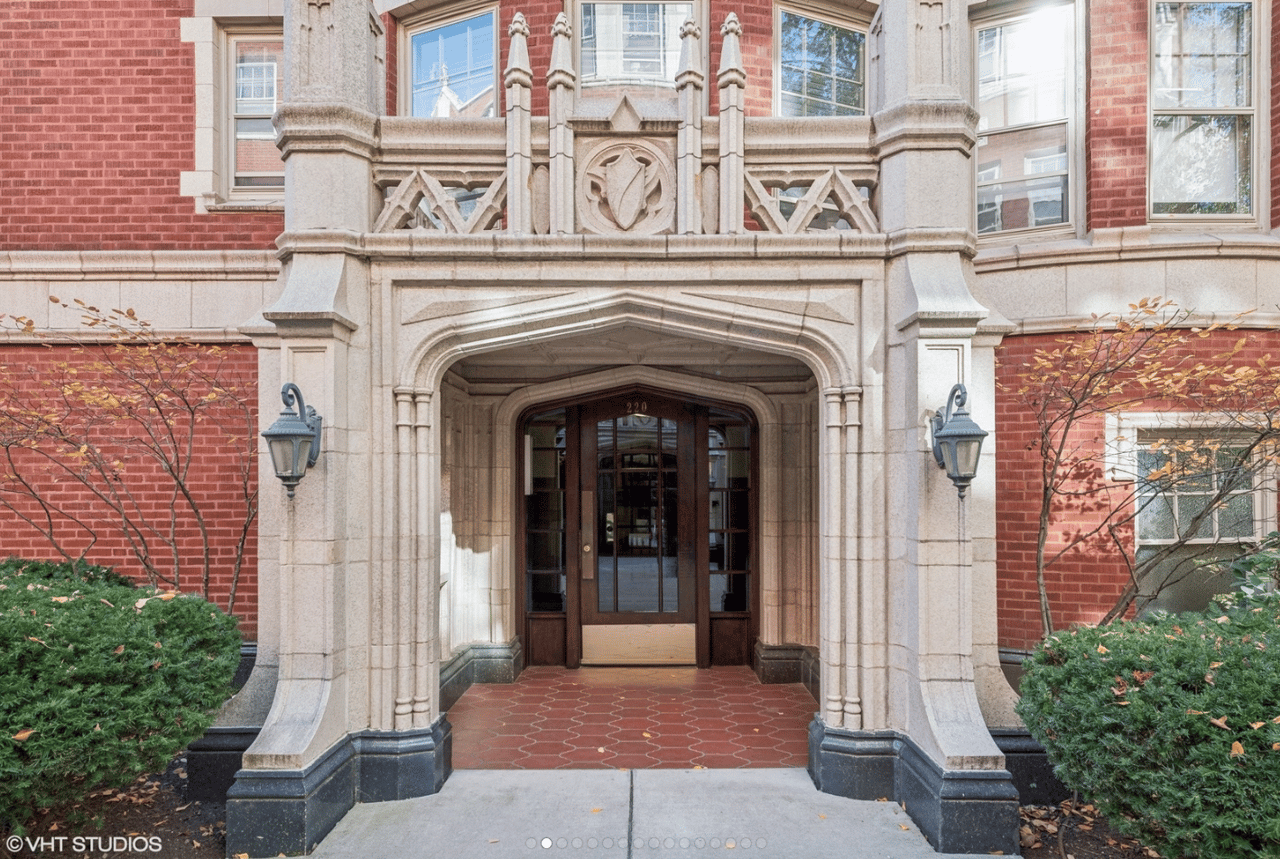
[492,365,782,431]
[402,294,851,393]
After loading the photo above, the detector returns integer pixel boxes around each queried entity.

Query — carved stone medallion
[578,139,675,235]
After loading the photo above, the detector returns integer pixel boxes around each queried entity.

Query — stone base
[990,727,1069,807]
[186,726,262,802]
[808,720,1020,855]
[225,717,451,858]
[186,644,260,802]
[440,639,524,712]
[752,642,821,702]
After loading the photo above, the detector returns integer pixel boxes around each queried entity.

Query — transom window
[974,4,1073,234]
[777,9,865,117]
[230,35,284,190]
[580,2,692,85]
[407,10,497,117]
[1150,1,1253,217]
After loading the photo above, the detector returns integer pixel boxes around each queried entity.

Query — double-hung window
[406,9,497,118]
[230,35,285,190]
[973,4,1073,234]
[1150,2,1254,217]
[580,2,692,86]
[777,8,865,117]
[1134,437,1263,612]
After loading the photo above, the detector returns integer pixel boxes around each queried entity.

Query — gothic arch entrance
[520,387,757,669]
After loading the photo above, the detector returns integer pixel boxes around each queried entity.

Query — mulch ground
[1019,799,1162,859]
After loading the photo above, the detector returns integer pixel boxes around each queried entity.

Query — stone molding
[0,249,280,280]
[975,227,1280,272]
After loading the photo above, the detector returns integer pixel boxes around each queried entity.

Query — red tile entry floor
[448,665,818,770]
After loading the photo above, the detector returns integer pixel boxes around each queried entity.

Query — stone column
[675,19,703,235]
[226,2,447,856]
[808,0,1018,854]
[547,13,576,235]
[504,14,534,234]
[716,14,744,235]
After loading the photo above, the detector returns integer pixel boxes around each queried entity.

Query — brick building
[2,0,1278,854]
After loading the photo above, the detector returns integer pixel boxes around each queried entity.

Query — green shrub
[0,559,240,833]
[1017,599,1280,859]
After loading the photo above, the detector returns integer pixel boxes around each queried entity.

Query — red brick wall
[0,342,259,639]
[1086,0,1148,229]
[995,328,1280,651]
[1272,1,1279,229]
[0,0,282,252]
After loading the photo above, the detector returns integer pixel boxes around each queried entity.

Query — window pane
[779,11,865,117]
[1219,492,1255,538]
[1137,492,1177,541]
[232,38,284,187]
[1151,114,1251,214]
[581,3,692,84]
[711,572,749,612]
[1153,2,1251,110]
[411,12,496,117]
[976,6,1071,131]
[974,6,1071,232]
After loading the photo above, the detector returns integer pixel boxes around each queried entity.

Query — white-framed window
[229,34,285,190]
[179,13,284,213]
[1150,1,1255,218]
[973,3,1073,235]
[404,8,498,118]
[1108,412,1276,614]
[579,1,694,87]
[776,6,866,117]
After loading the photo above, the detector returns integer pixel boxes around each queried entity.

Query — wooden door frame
[518,385,758,670]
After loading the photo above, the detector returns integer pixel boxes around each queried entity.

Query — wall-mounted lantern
[262,383,322,498]
[930,383,987,499]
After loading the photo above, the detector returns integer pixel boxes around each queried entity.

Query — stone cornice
[275,229,894,273]
[974,227,1280,272]
[276,103,380,160]
[871,100,979,160]
[0,250,280,280]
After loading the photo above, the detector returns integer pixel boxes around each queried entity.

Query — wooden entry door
[578,394,698,664]
[520,390,755,669]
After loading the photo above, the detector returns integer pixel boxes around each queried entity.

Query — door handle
[581,489,594,579]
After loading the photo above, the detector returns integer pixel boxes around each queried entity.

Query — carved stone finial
[717,13,745,87]
[549,11,576,86]
[552,11,572,40]
[505,11,532,86]
[508,11,529,39]
[720,11,741,38]
[680,18,701,40]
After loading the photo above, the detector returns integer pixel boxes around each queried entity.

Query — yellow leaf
[642,732,651,738]
[1230,741,1245,758]
[12,729,35,741]
[113,645,125,655]
[1210,716,1230,730]
[1250,722,1265,730]
[899,824,910,831]
[1096,645,1109,654]
[51,596,70,603]
[159,592,176,601]
[591,808,603,814]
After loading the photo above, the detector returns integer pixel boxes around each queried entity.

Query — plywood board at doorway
[581,623,696,665]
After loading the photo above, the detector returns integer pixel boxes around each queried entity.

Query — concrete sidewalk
[307,769,998,858]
